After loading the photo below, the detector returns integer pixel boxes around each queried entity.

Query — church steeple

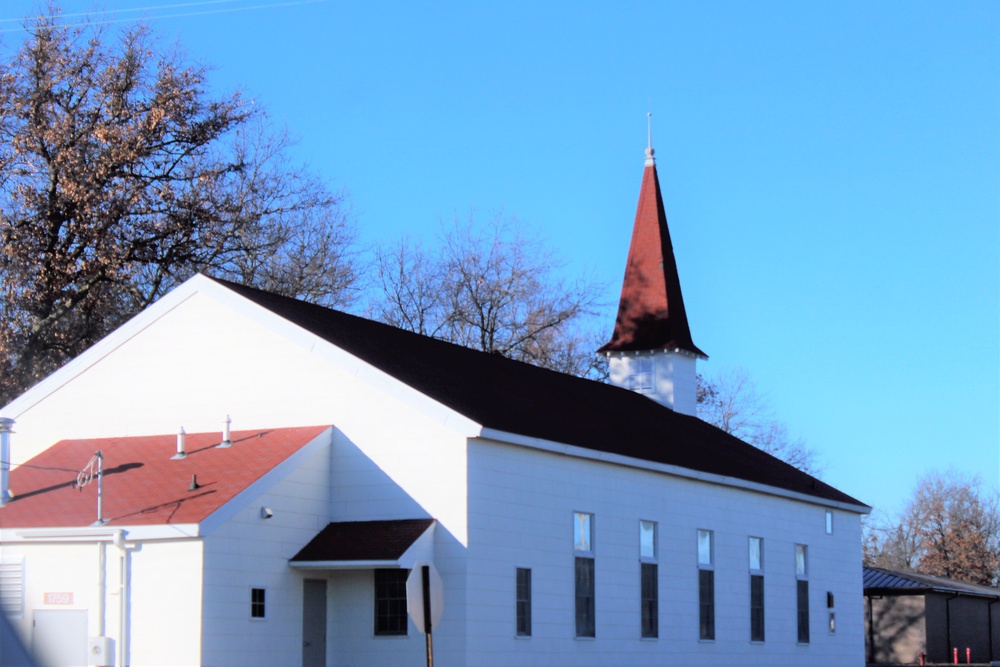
[600,130,706,414]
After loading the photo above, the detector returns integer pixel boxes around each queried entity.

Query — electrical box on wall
[87,636,114,667]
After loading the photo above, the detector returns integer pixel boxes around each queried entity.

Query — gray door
[302,578,327,667]
[32,609,88,667]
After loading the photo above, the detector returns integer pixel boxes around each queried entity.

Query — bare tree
[697,367,820,475]
[862,509,922,571]
[370,214,606,379]
[0,9,357,403]
[864,471,1000,587]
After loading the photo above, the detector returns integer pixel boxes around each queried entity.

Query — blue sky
[3,0,998,516]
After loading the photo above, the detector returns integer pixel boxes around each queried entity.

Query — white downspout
[113,530,135,667]
[97,541,107,637]
[0,417,14,507]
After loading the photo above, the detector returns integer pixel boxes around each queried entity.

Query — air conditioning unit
[87,636,114,667]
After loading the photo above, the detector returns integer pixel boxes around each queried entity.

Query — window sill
[514,635,531,640]
[639,636,658,642]
[574,636,596,641]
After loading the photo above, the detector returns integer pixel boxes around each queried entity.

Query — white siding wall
[3,287,476,665]
[128,540,204,665]
[5,289,472,544]
[201,441,332,666]
[327,432,470,665]
[464,439,865,667]
[4,539,204,666]
[326,570,426,667]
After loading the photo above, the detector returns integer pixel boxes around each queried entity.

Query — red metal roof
[600,155,706,357]
[0,426,329,528]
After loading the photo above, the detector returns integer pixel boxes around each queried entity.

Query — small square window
[627,357,655,394]
[250,587,266,619]
[574,512,594,553]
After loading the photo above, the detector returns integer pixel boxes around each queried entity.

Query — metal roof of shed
[864,566,1000,599]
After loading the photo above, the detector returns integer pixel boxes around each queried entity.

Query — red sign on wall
[43,592,73,605]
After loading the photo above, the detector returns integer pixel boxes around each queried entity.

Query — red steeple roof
[599,147,706,357]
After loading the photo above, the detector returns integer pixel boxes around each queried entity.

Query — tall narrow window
[827,591,836,635]
[516,568,532,637]
[250,587,266,619]
[374,569,409,636]
[825,510,834,535]
[697,529,714,640]
[795,545,809,644]
[574,512,595,638]
[640,520,658,638]
[575,557,595,638]
[749,537,764,642]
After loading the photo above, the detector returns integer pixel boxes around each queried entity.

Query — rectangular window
[749,536,762,572]
[640,520,656,560]
[641,562,658,638]
[698,529,714,640]
[628,357,654,393]
[795,544,808,578]
[516,568,532,637]
[250,587,266,619]
[750,574,765,641]
[797,580,810,643]
[796,545,809,644]
[698,569,715,640]
[827,591,836,635]
[575,557,595,637]
[749,537,764,642]
[374,569,409,636]
[640,520,658,638]
[697,529,713,567]
[825,510,834,534]
[574,512,594,553]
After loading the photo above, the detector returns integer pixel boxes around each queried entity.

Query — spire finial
[645,111,655,166]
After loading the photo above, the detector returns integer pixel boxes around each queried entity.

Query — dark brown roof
[0,427,329,528]
[863,566,1000,598]
[291,519,434,562]
[599,155,706,357]
[212,277,865,509]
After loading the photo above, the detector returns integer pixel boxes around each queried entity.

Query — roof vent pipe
[0,418,14,508]
[172,427,187,460]
[217,415,232,448]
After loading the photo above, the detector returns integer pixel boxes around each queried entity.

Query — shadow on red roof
[0,426,330,528]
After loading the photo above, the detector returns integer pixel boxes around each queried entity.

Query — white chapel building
[0,144,869,666]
